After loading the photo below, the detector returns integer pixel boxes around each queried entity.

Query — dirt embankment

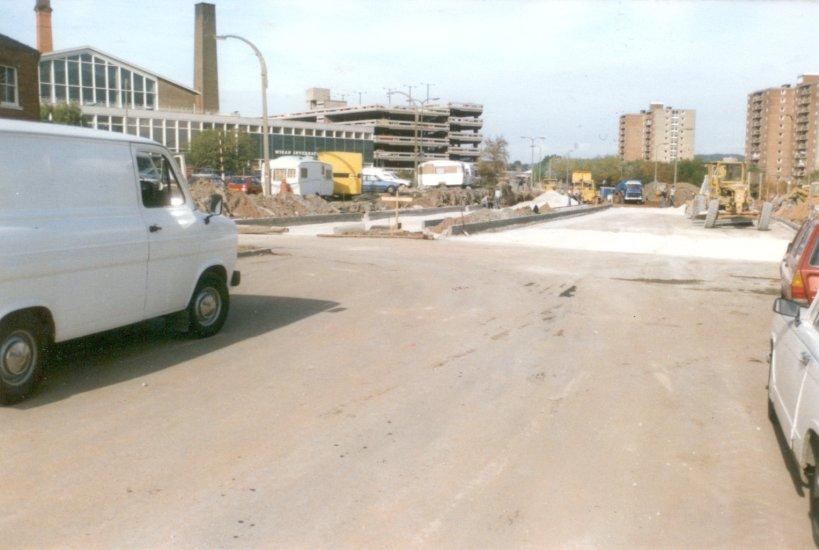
[642,181,700,207]
[190,179,341,219]
[429,207,538,234]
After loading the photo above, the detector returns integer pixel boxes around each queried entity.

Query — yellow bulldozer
[571,171,599,204]
[688,160,772,230]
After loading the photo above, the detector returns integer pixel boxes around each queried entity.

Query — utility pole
[215,34,272,195]
[521,136,545,176]
[388,89,437,187]
[353,90,365,105]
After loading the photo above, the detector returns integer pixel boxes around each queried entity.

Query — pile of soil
[189,179,340,219]
[429,207,535,234]
[409,187,483,208]
[643,181,700,207]
[774,193,813,223]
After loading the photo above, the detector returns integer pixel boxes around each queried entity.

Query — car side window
[137,153,185,208]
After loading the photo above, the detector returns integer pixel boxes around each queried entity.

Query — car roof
[0,118,158,145]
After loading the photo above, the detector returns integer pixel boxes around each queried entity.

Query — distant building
[39,46,200,112]
[745,74,819,187]
[618,102,695,163]
[278,89,483,170]
[745,83,796,187]
[0,34,40,121]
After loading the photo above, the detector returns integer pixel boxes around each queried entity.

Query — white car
[769,295,819,540]
[0,119,238,403]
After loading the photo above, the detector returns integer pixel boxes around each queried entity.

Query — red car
[780,218,819,303]
[226,176,262,194]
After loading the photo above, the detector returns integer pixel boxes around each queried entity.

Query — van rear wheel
[187,274,229,338]
[0,314,46,404]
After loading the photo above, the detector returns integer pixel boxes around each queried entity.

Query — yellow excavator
[688,160,772,230]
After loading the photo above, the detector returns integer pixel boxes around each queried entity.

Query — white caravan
[0,119,238,403]
[361,166,411,187]
[269,156,334,196]
[418,160,474,188]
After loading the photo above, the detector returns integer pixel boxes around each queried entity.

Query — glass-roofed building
[39,46,200,111]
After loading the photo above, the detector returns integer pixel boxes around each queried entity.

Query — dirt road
[0,208,808,547]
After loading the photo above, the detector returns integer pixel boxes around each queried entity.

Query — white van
[418,160,474,188]
[0,119,239,403]
[269,156,333,196]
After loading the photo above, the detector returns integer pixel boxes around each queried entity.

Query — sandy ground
[0,208,810,548]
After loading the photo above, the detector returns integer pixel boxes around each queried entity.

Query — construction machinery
[688,160,772,230]
[571,170,599,204]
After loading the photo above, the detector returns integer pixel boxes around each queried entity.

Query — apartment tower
[618,102,695,162]
[745,74,819,188]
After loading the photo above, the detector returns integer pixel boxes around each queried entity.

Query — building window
[1,65,18,107]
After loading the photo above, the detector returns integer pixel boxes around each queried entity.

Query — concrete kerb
[366,205,474,221]
[448,204,611,236]
[235,213,363,227]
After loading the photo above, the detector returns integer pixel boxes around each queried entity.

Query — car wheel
[386,185,396,195]
[398,184,408,193]
[0,313,47,404]
[758,201,773,231]
[704,199,720,228]
[187,274,229,338]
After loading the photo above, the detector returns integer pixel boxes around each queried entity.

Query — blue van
[615,179,644,204]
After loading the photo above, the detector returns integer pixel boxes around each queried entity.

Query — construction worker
[669,184,676,207]
[494,187,502,209]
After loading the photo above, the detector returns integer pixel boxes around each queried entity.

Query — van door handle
[149,224,162,233]
[801,352,811,367]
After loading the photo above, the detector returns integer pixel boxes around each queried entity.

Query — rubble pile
[429,207,536,234]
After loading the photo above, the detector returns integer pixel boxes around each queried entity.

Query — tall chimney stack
[193,3,219,113]
[34,0,53,53]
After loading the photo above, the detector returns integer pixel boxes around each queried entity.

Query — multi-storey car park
[277,89,483,171]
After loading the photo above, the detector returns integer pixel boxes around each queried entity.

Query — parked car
[191,172,225,188]
[769,294,819,542]
[780,218,819,304]
[227,175,262,194]
[362,166,410,188]
[362,174,399,194]
[0,119,239,403]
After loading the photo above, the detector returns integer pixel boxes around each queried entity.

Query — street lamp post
[215,34,272,196]
[387,90,438,186]
[521,136,545,182]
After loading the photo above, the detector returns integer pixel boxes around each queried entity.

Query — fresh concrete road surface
[0,207,809,547]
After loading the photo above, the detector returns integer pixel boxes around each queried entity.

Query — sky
[3,0,819,161]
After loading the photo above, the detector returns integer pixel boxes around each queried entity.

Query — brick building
[618,102,696,163]
[0,34,40,121]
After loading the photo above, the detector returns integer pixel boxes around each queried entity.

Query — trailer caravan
[418,160,474,188]
[317,151,362,196]
[269,156,334,196]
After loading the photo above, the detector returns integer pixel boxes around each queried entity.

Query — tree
[40,102,83,126]
[477,136,509,185]
[187,129,257,175]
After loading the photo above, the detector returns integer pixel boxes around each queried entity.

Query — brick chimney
[193,3,219,113]
[34,0,53,53]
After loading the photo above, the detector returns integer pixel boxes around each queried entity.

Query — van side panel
[0,133,149,342]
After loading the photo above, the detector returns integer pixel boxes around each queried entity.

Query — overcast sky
[4,0,819,161]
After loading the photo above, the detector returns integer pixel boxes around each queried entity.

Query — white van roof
[0,118,157,145]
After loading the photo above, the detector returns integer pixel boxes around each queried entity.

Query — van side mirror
[205,194,223,224]
[773,298,801,323]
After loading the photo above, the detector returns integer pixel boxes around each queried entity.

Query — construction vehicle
[688,160,772,230]
[571,170,599,204]
[317,151,362,196]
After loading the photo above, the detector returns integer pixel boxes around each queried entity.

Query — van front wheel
[0,314,46,404]
[187,274,229,338]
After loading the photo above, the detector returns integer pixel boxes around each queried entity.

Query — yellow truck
[571,171,597,204]
[317,151,362,196]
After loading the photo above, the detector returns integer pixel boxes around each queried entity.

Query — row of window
[82,115,374,161]
[40,56,157,109]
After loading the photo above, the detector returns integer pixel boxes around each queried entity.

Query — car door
[772,308,815,439]
[133,145,203,316]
